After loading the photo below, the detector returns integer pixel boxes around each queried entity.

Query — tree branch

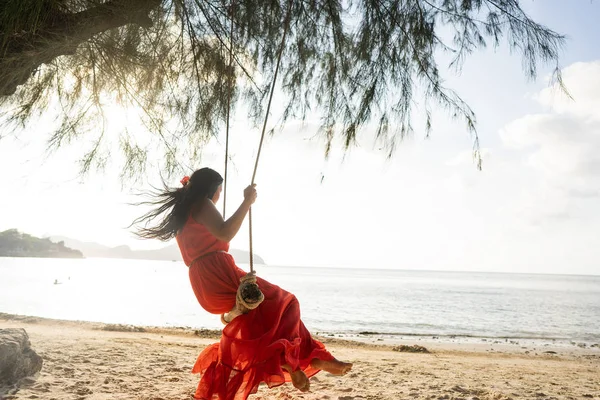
[0,0,162,96]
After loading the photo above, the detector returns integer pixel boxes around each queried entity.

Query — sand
[1,314,599,400]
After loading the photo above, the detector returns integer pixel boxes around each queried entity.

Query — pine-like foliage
[0,0,565,176]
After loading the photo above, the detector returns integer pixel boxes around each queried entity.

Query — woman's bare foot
[310,358,353,375]
[221,303,249,324]
[283,364,310,392]
[290,370,310,392]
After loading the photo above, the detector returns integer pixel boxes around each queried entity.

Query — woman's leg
[310,358,353,375]
[270,287,353,377]
[282,364,310,392]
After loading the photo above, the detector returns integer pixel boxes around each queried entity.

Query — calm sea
[1,257,599,344]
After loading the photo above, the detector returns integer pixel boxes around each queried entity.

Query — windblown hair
[132,168,223,241]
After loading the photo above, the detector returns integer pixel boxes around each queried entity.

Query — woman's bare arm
[193,185,257,242]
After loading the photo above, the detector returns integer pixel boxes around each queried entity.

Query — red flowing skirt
[188,252,334,400]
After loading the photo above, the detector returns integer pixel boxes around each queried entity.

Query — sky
[1,1,599,275]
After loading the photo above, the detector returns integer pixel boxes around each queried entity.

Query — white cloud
[501,114,600,178]
[536,61,600,120]
[499,60,600,224]
[446,148,491,167]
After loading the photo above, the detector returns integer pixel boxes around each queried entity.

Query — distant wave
[315,330,600,343]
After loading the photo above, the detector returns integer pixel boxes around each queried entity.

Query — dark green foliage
[0,1,566,176]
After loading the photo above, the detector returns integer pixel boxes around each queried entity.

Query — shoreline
[2,312,599,357]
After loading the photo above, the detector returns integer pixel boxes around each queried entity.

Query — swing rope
[220,0,293,324]
[248,0,293,274]
[222,0,235,218]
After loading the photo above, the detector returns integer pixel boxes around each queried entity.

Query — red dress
[176,213,334,400]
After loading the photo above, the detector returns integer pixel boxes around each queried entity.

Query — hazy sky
[1,1,599,275]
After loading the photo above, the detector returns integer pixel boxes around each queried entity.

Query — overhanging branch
[0,0,162,96]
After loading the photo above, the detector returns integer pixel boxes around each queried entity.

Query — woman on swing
[135,167,352,400]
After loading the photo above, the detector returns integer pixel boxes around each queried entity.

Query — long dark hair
[132,168,223,241]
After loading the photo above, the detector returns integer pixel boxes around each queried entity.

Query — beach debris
[451,385,468,393]
[0,328,43,390]
[392,344,430,353]
[543,351,557,354]
[193,329,221,339]
[100,324,146,333]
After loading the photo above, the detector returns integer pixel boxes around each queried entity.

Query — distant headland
[0,229,83,258]
[0,229,265,263]
[48,235,265,264]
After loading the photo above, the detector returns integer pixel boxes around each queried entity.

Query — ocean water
[1,257,599,344]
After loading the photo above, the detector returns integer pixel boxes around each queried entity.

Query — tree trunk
[0,0,162,96]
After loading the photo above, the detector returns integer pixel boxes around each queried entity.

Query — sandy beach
[1,314,599,400]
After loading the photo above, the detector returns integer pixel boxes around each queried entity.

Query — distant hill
[49,235,265,264]
[0,229,83,259]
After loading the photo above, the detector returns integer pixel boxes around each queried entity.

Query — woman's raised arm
[194,184,257,242]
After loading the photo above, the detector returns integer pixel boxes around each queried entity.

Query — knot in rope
[236,271,264,310]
